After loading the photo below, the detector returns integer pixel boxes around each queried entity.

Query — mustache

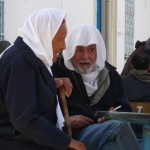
[78,60,91,64]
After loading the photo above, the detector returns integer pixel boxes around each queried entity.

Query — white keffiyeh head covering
[17,8,67,129]
[18,8,66,69]
[63,25,106,96]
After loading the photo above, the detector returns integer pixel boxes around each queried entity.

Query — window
[0,0,4,41]
[125,0,135,59]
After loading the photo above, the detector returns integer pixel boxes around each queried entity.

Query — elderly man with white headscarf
[0,8,86,150]
[52,25,140,150]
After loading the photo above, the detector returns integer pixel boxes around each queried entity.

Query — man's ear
[130,64,135,70]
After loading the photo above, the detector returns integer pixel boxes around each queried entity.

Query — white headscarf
[63,25,106,96]
[18,8,66,69]
[18,8,66,129]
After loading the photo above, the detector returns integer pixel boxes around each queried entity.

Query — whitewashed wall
[5,0,58,43]
[116,0,125,73]
[62,0,96,28]
[4,0,96,43]
[134,0,150,43]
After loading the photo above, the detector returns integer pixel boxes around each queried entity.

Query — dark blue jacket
[122,75,150,101]
[0,37,70,150]
[52,56,131,137]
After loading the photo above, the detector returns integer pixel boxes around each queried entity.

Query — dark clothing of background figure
[122,73,150,139]
[122,52,150,139]
[121,40,146,76]
[52,56,132,137]
[0,37,70,150]
[122,75,150,102]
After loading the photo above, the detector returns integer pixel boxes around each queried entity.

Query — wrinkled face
[52,23,67,62]
[71,44,97,74]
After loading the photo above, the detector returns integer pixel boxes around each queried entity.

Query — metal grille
[0,0,4,41]
[125,0,135,59]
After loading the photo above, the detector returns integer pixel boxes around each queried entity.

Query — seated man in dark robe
[52,25,140,150]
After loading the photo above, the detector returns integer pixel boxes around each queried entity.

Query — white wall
[4,0,96,43]
[116,0,125,74]
[4,0,58,43]
[62,0,96,28]
[134,0,150,43]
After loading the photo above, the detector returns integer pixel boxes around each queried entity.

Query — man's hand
[97,117,106,123]
[68,138,86,150]
[69,115,93,129]
[54,78,72,97]
[97,107,117,123]
[108,107,117,112]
